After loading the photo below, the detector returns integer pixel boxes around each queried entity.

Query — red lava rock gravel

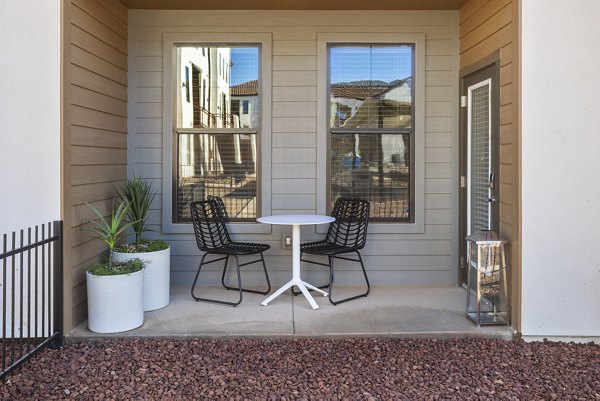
[1,337,598,400]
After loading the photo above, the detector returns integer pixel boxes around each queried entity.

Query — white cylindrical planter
[86,269,144,333]
[114,247,170,311]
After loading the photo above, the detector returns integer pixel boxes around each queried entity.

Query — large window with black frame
[174,44,260,222]
[329,44,415,222]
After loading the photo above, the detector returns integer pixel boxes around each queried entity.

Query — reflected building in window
[178,46,233,129]
[174,45,260,222]
[329,44,414,222]
[230,79,259,129]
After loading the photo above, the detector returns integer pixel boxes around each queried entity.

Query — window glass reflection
[177,133,257,222]
[330,45,413,130]
[176,46,259,129]
[331,133,411,221]
[174,45,260,222]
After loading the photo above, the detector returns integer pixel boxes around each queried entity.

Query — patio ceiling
[119,0,468,10]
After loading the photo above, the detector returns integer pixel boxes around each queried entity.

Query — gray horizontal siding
[129,10,459,287]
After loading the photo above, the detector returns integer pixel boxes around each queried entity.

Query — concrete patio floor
[68,285,514,341]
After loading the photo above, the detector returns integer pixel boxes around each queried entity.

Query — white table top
[257,214,335,226]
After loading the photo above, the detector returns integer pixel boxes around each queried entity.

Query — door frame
[458,51,500,285]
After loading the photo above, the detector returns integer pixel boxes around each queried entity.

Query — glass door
[459,61,499,285]
[467,78,495,234]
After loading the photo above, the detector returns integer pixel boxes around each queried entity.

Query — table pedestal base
[261,278,327,310]
[257,217,334,310]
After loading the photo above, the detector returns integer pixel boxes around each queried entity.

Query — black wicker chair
[207,195,230,222]
[190,198,271,306]
[299,197,371,305]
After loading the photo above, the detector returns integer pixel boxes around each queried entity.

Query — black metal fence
[1,221,63,380]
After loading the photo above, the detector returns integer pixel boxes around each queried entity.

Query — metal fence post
[52,221,63,349]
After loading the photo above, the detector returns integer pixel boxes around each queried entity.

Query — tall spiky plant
[116,176,156,243]
[85,200,136,269]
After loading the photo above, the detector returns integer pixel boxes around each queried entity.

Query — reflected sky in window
[230,48,259,85]
[330,45,412,84]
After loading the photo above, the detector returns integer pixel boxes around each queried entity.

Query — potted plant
[112,176,171,311]
[85,201,144,333]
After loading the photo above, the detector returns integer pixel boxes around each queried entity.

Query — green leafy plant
[85,200,137,269]
[115,177,169,253]
[116,176,155,243]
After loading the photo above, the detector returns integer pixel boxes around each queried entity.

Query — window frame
[317,33,425,234]
[162,33,272,234]
[328,43,415,223]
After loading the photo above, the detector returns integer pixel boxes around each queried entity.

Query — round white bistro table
[257,214,335,309]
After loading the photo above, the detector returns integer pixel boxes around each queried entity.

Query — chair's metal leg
[328,251,370,306]
[190,253,209,298]
[221,253,272,295]
[330,260,335,286]
[232,255,243,306]
[259,252,272,295]
[327,255,336,304]
[191,253,243,307]
[357,251,371,295]
[220,255,230,289]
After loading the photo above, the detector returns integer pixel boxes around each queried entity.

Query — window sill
[316,221,425,235]
[164,222,272,235]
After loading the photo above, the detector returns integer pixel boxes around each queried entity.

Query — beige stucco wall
[0,1,61,233]
[521,0,600,339]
